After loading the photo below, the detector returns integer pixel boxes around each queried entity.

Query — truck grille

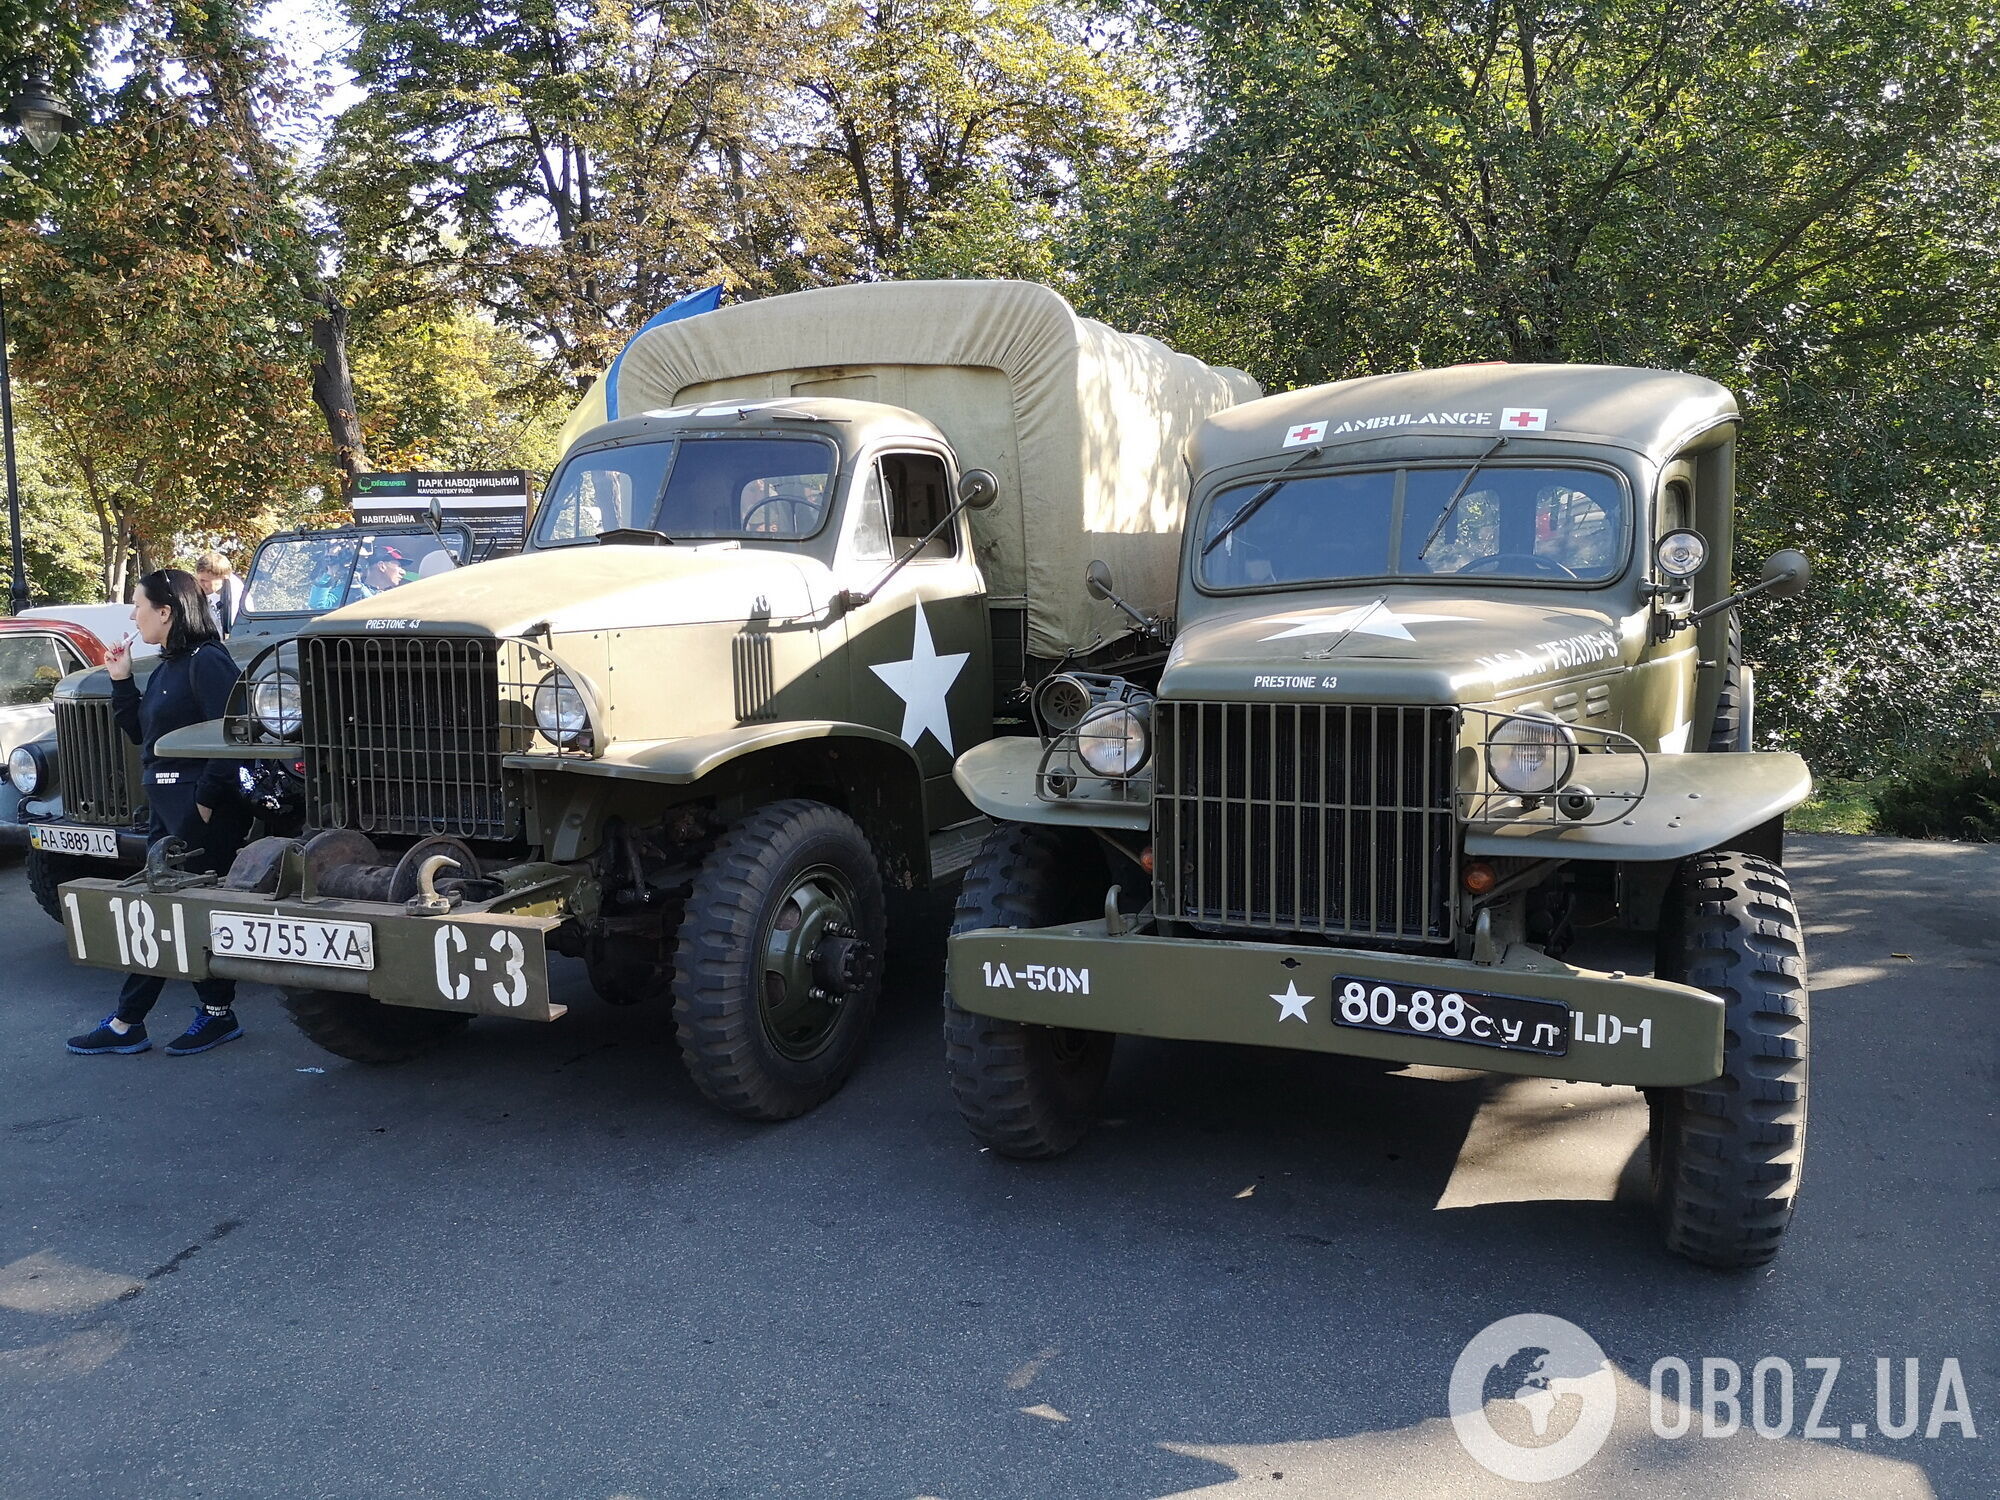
[301,636,513,840]
[54,698,143,826]
[1152,702,1458,945]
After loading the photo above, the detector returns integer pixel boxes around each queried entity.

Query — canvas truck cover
[597,280,1261,658]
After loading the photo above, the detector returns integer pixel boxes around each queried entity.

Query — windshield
[534,436,838,547]
[0,634,66,705]
[1197,464,1629,589]
[241,531,468,614]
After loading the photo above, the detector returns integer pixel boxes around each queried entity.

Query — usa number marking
[981,961,1091,995]
[1573,1012,1653,1048]
[433,924,530,1008]
[94,895,189,976]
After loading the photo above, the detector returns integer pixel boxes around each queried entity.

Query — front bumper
[0,812,149,861]
[57,876,569,1021]
[948,922,1723,1087]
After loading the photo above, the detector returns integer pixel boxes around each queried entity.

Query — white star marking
[870,601,971,754]
[1261,600,1472,643]
[1270,981,1313,1023]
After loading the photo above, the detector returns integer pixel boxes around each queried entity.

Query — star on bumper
[1270,981,1313,1023]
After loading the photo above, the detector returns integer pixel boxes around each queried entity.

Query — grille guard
[224,634,607,760]
[1457,709,1650,828]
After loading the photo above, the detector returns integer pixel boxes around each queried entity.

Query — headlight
[1656,528,1708,580]
[533,672,590,748]
[251,670,303,737]
[1489,714,1578,796]
[1075,702,1151,777]
[8,742,52,796]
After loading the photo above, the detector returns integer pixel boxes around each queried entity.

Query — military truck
[56,280,1257,1121]
[7,519,473,919]
[943,364,1814,1270]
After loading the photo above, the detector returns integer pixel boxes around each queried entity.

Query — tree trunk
[307,297,371,485]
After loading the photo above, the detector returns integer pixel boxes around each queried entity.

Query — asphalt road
[0,832,1993,1499]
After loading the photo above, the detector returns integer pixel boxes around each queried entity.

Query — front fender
[503,720,920,785]
[1464,750,1810,862]
[951,736,1151,832]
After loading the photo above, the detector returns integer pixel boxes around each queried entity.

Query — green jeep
[9,520,474,918]
[944,364,1814,1269]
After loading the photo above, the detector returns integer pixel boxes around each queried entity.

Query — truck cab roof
[566,397,951,461]
[1192,364,1739,478]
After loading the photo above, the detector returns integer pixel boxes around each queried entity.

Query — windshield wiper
[1201,445,1325,558]
[1416,434,1508,562]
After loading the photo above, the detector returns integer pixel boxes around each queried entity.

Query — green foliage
[349,306,570,474]
[1875,748,2000,841]
[1785,777,1884,836]
[323,0,1148,368]
[10,405,102,601]
[2,1,330,597]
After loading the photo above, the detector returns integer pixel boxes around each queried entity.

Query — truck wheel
[282,989,471,1064]
[1707,612,1747,751]
[670,800,886,1121]
[1647,850,1809,1269]
[27,849,102,924]
[943,822,1114,1159]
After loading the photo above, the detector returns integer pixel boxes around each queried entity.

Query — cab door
[836,447,991,821]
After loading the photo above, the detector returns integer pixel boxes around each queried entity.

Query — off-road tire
[27,849,104,924]
[943,822,1114,1159]
[1707,612,1747,751]
[670,800,887,1121]
[282,989,472,1065]
[1647,850,1809,1269]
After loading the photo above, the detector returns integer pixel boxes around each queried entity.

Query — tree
[0,13,328,598]
[780,0,1148,274]
[349,305,571,473]
[326,0,787,378]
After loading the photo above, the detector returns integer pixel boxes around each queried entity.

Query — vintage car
[0,616,109,839]
[5,521,472,917]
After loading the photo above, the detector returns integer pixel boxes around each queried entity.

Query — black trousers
[113,782,250,1026]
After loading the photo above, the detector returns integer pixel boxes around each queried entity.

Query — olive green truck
[943,364,1815,1269]
[55,281,1257,1120]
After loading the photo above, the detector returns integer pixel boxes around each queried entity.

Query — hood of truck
[306,543,831,637]
[1162,592,1639,703]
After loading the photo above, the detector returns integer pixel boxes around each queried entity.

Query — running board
[926,817,992,881]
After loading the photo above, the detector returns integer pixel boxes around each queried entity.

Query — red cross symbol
[1291,425,1321,443]
[1507,410,1542,428]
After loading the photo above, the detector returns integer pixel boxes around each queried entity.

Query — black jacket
[111,642,243,810]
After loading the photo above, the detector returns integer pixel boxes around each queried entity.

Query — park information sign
[346,471,533,560]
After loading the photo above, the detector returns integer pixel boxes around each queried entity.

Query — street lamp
[2,68,78,615]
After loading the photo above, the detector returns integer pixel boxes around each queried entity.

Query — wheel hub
[758,868,867,1061]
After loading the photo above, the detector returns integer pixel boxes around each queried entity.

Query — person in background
[194,551,244,638]
[349,545,409,600]
[66,570,251,1058]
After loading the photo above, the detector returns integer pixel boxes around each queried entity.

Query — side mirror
[1084,559,1152,633]
[1688,547,1813,626]
[1760,549,1810,599]
[957,468,999,511]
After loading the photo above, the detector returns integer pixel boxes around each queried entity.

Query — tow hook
[405,854,463,915]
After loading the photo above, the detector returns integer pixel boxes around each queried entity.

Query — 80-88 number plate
[1333,975,1569,1056]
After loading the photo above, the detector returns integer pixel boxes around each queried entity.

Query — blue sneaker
[67,1016,151,1055]
[164,1008,244,1057]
